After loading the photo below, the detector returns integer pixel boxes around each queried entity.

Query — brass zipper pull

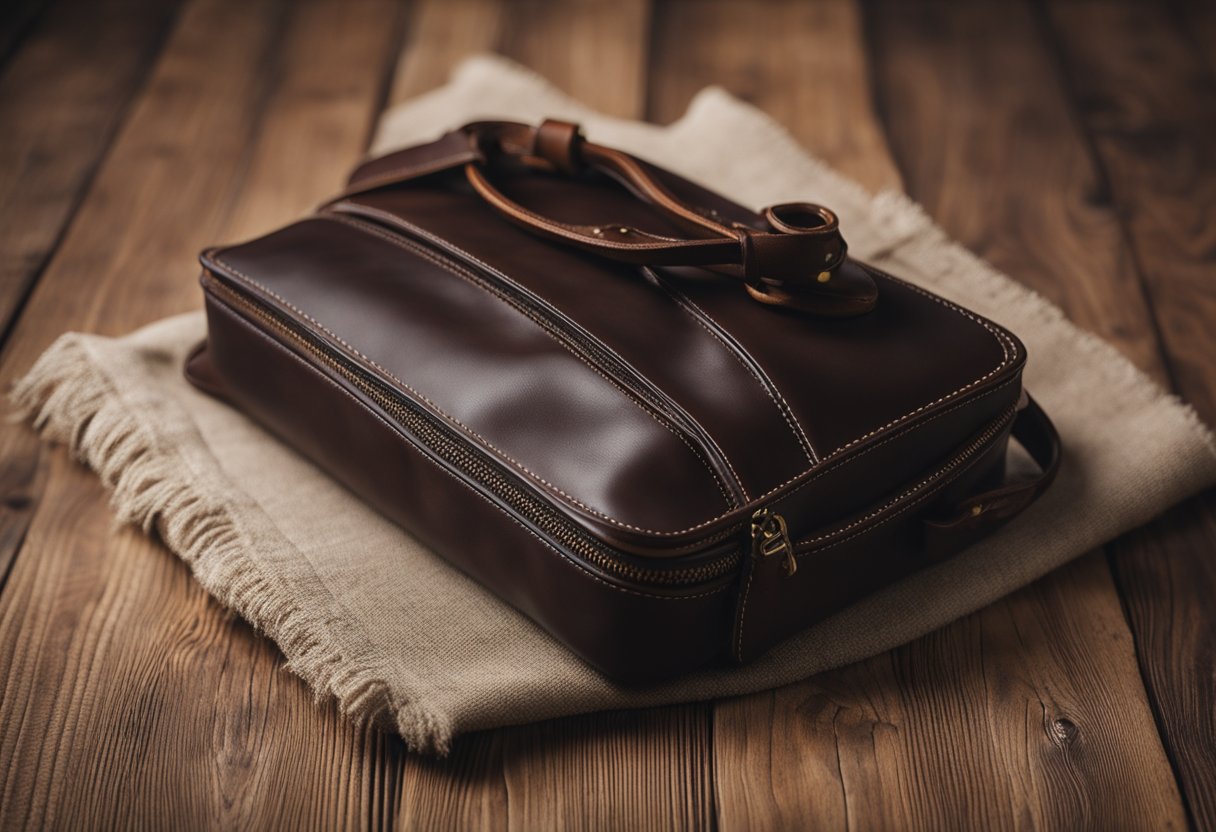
[751,507,796,576]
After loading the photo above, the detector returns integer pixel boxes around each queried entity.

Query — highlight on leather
[228,118,1060,678]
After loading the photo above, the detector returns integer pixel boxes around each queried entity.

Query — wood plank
[388,0,650,117]
[651,0,1188,826]
[0,0,181,348]
[713,555,1185,830]
[387,0,504,107]
[497,708,714,830]
[1042,1,1216,825]
[1106,501,1216,829]
[395,732,507,830]
[649,0,902,193]
[0,0,407,827]
[397,708,714,831]
[1042,0,1216,421]
[865,0,1170,383]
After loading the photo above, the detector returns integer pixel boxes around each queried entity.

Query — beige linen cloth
[14,57,1216,754]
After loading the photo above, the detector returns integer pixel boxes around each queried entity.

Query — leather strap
[924,393,1061,555]
[333,120,878,316]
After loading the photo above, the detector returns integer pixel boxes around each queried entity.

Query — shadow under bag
[186,119,1060,681]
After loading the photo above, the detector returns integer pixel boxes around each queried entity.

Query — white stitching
[330,205,754,502]
[320,217,1020,535]
[215,298,732,603]
[209,232,1019,538]
[211,233,742,516]
[732,381,1019,659]
[329,213,752,505]
[797,425,1010,560]
[793,406,1016,553]
[648,269,817,464]
[733,555,758,660]
[770,376,1022,516]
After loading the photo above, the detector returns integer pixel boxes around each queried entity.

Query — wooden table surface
[1,0,1213,828]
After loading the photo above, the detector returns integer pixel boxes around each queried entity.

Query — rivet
[817,271,831,283]
[970,504,983,517]
[592,227,602,235]
[618,226,629,234]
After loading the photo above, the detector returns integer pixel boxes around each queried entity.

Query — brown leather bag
[187,120,1060,681]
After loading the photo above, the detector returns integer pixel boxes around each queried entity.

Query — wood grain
[1042,1,1216,825]
[389,0,651,118]
[387,0,506,107]
[1106,500,1216,830]
[398,707,715,831]
[0,0,407,827]
[0,0,1210,827]
[865,0,1169,382]
[0,0,181,347]
[714,555,1186,830]
[1042,0,1216,421]
[649,0,902,194]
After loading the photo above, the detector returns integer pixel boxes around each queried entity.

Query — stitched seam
[734,556,758,660]
[776,374,1019,505]
[798,453,989,558]
[355,222,1020,531]
[333,207,752,502]
[681,295,817,463]
[652,271,817,464]
[343,151,473,195]
[319,223,1019,535]
[218,300,731,603]
[210,240,1018,537]
[735,398,1016,658]
[793,406,1016,553]
[475,181,732,251]
[211,244,739,514]
[322,215,739,508]
[333,211,749,503]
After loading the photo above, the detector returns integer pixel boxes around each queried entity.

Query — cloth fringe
[9,333,454,753]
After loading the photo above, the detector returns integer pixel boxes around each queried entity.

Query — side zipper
[752,508,796,576]
[202,271,745,591]
[749,403,1017,579]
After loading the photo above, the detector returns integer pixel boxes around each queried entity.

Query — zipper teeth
[206,268,1016,583]
[325,206,747,506]
[206,275,740,588]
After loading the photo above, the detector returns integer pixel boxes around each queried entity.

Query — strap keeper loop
[533,119,585,175]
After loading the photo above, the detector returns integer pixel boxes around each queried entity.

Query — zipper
[205,258,1016,590]
[322,204,749,506]
[204,272,742,589]
[750,403,1017,579]
[752,508,796,576]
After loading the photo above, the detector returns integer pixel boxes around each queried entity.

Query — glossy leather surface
[189,121,1057,678]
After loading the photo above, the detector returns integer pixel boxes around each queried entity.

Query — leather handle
[924,393,1061,554]
[335,120,878,317]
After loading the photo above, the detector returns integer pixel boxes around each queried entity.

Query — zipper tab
[751,508,796,576]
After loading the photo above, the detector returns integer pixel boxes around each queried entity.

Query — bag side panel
[199,289,737,681]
